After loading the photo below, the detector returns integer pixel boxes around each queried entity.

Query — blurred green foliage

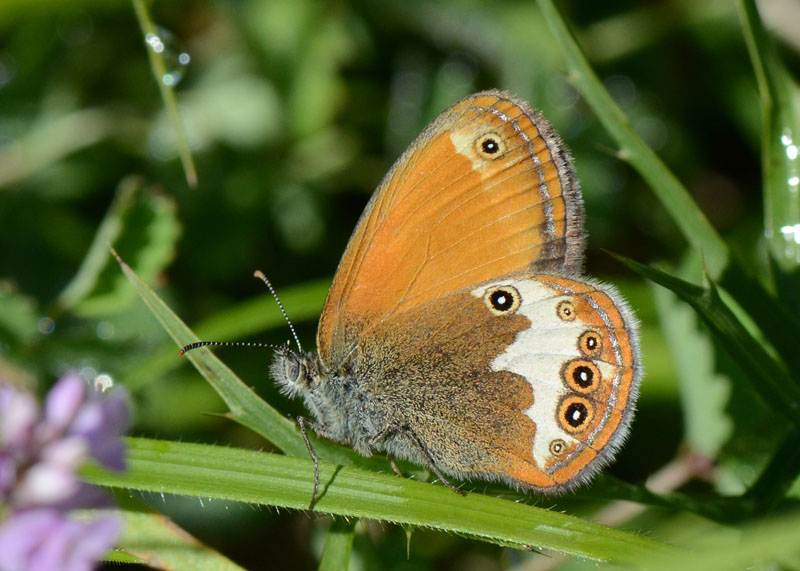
[1,0,800,569]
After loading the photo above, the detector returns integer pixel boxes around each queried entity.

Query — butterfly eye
[484,285,521,315]
[558,395,595,434]
[475,132,505,159]
[549,439,567,457]
[562,359,601,394]
[578,330,602,357]
[555,299,577,321]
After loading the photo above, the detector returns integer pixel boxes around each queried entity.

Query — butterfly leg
[371,423,465,496]
[401,427,466,496]
[297,416,322,510]
[367,424,405,477]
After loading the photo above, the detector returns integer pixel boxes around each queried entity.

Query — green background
[1,0,799,569]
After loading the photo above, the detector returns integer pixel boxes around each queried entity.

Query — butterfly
[270,90,641,504]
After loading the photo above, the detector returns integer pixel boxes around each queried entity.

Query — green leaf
[129,279,329,390]
[318,519,356,571]
[535,0,800,380]
[105,498,246,570]
[739,0,800,309]
[114,251,386,472]
[56,177,180,318]
[85,438,674,563]
[613,254,800,425]
[651,282,732,457]
[0,287,40,345]
[641,509,800,570]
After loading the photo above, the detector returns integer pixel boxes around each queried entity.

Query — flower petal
[44,374,87,433]
[0,509,62,571]
[0,383,38,451]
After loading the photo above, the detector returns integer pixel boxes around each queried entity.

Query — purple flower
[0,509,120,571]
[0,373,130,570]
[0,374,129,509]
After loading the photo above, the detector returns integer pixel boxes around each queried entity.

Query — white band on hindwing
[470,278,621,471]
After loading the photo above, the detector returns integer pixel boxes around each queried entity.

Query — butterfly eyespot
[558,395,594,433]
[484,285,521,315]
[475,132,505,159]
[562,359,601,394]
[555,299,577,321]
[578,330,602,357]
[549,439,566,457]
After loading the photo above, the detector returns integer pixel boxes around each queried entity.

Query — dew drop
[144,27,191,87]
[96,321,115,340]
[37,317,55,335]
[94,373,114,392]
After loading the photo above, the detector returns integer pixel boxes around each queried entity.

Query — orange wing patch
[318,91,584,364]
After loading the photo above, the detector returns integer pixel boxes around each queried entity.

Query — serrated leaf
[651,282,733,457]
[614,254,800,425]
[56,177,180,318]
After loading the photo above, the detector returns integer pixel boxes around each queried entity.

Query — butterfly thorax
[271,345,387,456]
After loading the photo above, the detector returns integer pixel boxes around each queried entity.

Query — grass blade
[536,0,800,378]
[114,250,385,471]
[131,0,197,187]
[129,279,329,389]
[318,519,356,571]
[86,437,674,563]
[109,500,246,570]
[739,0,800,309]
[614,254,800,426]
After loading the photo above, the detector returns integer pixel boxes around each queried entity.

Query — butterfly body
[272,90,641,494]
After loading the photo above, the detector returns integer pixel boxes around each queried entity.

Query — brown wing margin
[317,90,585,365]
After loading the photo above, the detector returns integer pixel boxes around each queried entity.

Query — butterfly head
[271,345,319,399]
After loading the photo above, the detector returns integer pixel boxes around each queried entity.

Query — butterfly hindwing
[353,273,640,491]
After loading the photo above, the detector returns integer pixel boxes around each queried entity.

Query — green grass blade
[129,279,329,389]
[318,519,356,571]
[536,0,727,275]
[614,254,800,425]
[112,504,246,570]
[536,0,800,378]
[739,0,800,307]
[114,251,385,471]
[131,0,197,187]
[86,438,674,563]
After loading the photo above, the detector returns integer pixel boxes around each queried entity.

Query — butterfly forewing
[317,91,585,364]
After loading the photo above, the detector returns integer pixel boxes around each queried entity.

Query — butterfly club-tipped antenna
[178,271,303,357]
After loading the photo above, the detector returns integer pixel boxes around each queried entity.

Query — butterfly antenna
[254,270,303,353]
[179,340,283,356]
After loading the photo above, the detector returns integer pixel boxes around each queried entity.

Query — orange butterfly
[271,90,641,503]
